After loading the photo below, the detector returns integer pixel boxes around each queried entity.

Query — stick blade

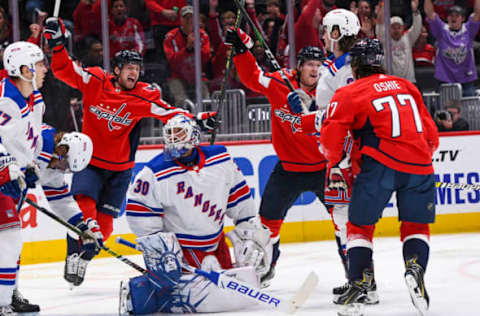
[287,271,319,314]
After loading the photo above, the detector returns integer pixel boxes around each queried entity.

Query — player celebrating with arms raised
[225,26,328,287]
[43,17,217,286]
[320,38,439,316]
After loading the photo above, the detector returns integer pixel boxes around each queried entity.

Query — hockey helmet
[3,41,44,81]
[57,132,93,172]
[350,38,384,68]
[112,49,143,71]
[323,9,360,42]
[162,114,200,161]
[296,46,325,68]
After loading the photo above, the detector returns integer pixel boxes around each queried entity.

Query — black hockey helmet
[296,46,325,68]
[350,38,384,68]
[112,50,143,71]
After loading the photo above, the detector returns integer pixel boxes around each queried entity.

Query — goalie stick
[436,181,480,191]
[209,0,245,146]
[116,236,318,314]
[23,198,175,290]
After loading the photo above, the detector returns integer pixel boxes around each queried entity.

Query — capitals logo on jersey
[274,108,302,133]
[89,103,133,131]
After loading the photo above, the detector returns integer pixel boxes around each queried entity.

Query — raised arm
[423,0,436,21]
[472,0,480,22]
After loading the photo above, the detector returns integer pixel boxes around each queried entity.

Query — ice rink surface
[18,233,480,316]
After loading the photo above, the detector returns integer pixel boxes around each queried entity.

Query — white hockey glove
[226,217,273,278]
[0,153,26,200]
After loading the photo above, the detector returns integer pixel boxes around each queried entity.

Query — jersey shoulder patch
[327,53,351,77]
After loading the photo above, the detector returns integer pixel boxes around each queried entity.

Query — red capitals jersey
[51,47,187,171]
[233,51,326,172]
[109,17,145,58]
[320,74,439,175]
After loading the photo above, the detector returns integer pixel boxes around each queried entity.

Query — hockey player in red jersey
[43,17,218,287]
[320,39,438,316]
[226,27,328,286]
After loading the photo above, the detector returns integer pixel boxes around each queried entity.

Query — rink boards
[20,132,480,264]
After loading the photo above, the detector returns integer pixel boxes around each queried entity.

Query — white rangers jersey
[0,78,44,168]
[315,53,355,110]
[34,124,84,225]
[126,145,256,251]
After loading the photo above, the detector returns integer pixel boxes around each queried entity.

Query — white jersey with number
[315,53,355,110]
[126,145,256,251]
[34,124,84,225]
[0,78,44,168]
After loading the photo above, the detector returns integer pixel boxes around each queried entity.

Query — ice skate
[118,280,132,316]
[334,270,378,305]
[11,289,40,313]
[260,265,275,288]
[74,257,90,286]
[64,252,80,288]
[335,280,368,316]
[405,258,429,316]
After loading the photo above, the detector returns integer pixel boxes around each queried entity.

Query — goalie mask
[56,132,93,172]
[163,114,200,161]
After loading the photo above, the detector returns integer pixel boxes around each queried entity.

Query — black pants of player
[259,161,327,264]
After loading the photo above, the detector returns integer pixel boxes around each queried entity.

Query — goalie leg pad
[128,274,171,315]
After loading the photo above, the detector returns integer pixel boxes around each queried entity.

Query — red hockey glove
[196,111,220,132]
[326,154,353,191]
[225,27,253,55]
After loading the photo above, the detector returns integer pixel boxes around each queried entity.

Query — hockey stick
[209,0,245,145]
[232,0,295,92]
[436,181,480,191]
[23,198,174,289]
[116,236,318,313]
[53,0,61,18]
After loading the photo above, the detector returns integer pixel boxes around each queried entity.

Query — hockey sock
[75,194,98,220]
[347,247,372,281]
[403,238,429,271]
[66,234,81,255]
[335,235,348,276]
[96,212,114,241]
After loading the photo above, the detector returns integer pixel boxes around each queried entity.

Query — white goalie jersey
[315,53,355,110]
[34,124,84,224]
[126,145,256,251]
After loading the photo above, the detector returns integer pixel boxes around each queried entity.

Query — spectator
[73,0,101,55]
[109,0,145,58]
[81,38,103,67]
[163,5,211,106]
[293,0,325,59]
[0,6,12,56]
[145,0,186,61]
[424,0,480,96]
[413,26,436,67]
[357,0,375,38]
[435,100,470,131]
[376,0,421,83]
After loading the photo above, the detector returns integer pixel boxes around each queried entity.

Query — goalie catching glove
[226,217,272,278]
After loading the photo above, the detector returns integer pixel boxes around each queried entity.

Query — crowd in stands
[0,0,479,132]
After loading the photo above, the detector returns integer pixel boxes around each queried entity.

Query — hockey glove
[0,180,24,200]
[287,91,303,114]
[78,218,104,255]
[326,154,353,191]
[43,17,66,50]
[225,27,253,55]
[0,153,26,200]
[196,111,220,132]
[24,165,40,189]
